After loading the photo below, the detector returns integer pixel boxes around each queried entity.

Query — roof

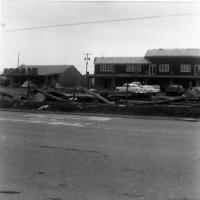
[19,65,74,75]
[94,57,150,64]
[145,49,200,57]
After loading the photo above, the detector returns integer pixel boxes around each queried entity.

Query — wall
[59,66,83,87]
[95,64,149,75]
[147,57,200,76]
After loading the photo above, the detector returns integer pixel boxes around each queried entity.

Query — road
[0,111,200,200]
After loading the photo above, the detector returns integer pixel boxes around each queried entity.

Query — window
[126,64,141,72]
[180,64,191,72]
[149,64,156,75]
[159,64,169,72]
[100,65,114,72]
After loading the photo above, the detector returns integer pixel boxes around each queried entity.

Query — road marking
[0,117,85,127]
[0,114,120,127]
[25,114,118,121]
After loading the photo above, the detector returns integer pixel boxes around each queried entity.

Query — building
[3,64,83,88]
[90,49,200,90]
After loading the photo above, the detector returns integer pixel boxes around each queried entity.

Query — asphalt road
[0,111,200,200]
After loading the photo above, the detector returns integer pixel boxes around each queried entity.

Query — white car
[130,82,142,87]
[116,83,144,93]
[141,85,160,94]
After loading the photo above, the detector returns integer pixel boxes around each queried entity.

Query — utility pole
[84,53,91,89]
[17,52,20,67]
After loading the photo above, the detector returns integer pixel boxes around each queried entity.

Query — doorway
[194,65,200,76]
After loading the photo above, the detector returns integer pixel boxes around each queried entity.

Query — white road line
[24,113,120,121]
[0,114,121,127]
[0,117,86,127]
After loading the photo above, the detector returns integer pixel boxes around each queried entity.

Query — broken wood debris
[137,95,186,105]
[37,105,49,111]
[1,84,200,112]
[80,87,115,105]
[32,87,66,102]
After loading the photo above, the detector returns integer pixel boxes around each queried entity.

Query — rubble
[32,92,45,102]
[33,87,67,102]
[0,84,200,118]
[37,105,49,111]
[0,86,27,100]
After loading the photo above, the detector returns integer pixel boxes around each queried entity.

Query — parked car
[141,85,161,95]
[186,87,200,98]
[152,85,161,90]
[116,83,144,93]
[130,82,142,87]
[166,85,185,96]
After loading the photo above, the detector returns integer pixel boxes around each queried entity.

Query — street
[0,111,200,200]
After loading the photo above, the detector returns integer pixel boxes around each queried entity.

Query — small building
[90,49,200,90]
[3,64,83,88]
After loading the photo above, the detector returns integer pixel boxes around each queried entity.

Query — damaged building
[91,49,200,90]
[3,64,83,88]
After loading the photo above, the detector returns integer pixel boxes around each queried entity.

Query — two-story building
[90,49,200,90]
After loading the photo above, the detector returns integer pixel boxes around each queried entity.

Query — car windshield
[123,83,138,87]
[129,84,138,87]
[130,82,141,86]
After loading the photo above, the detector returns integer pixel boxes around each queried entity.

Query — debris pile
[0,83,200,118]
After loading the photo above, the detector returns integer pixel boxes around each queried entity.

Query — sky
[1,0,200,74]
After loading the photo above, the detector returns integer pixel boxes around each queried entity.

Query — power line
[3,12,200,32]
[36,1,200,3]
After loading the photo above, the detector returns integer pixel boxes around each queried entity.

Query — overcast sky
[1,0,200,74]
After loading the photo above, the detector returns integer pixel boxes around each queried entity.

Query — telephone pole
[17,52,20,67]
[84,53,91,89]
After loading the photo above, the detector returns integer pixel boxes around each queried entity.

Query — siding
[148,57,200,76]
[95,64,149,75]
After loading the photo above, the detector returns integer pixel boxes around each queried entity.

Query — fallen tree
[32,87,67,102]
[119,95,186,105]
[80,87,115,106]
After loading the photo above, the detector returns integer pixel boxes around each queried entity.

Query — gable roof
[94,57,150,64]
[145,49,200,57]
[19,65,74,75]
